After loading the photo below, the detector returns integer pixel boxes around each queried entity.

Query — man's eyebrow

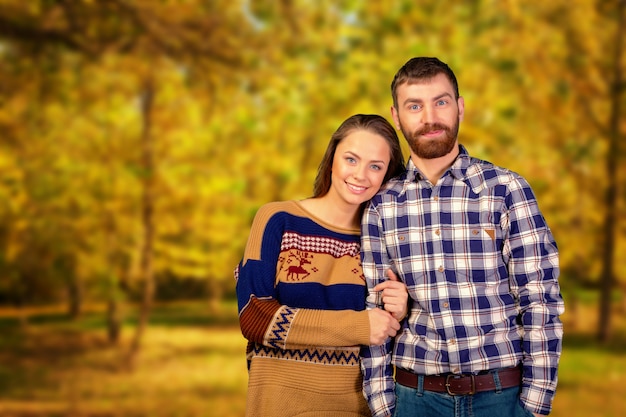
[401,92,454,107]
[433,92,454,101]
[401,97,424,106]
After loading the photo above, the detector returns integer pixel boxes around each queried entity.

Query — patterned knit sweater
[235,200,372,417]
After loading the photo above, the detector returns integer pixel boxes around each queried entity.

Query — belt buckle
[445,374,475,396]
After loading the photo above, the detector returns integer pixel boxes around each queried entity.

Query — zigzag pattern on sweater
[267,305,296,349]
[252,343,361,366]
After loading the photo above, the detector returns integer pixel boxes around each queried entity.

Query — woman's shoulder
[251,200,304,225]
[255,200,300,216]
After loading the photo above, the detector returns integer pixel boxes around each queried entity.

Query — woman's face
[328,129,391,208]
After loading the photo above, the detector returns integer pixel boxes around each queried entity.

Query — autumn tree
[0,0,274,360]
[0,0,623,354]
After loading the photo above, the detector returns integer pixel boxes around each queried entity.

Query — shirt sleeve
[504,176,565,415]
[360,200,397,417]
[235,204,371,350]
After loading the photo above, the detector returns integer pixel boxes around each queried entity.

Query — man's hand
[372,269,409,321]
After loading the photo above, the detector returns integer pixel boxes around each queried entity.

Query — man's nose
[421,105,434,124]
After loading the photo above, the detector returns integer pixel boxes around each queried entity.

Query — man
[360,57,564,417]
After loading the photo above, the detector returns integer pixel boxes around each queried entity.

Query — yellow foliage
[0,0,623,303]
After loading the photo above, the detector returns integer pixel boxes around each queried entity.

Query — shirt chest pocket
[452,225,502,283]
[457,226,498,251]
[385,230,425,259]
[384,230,431,284]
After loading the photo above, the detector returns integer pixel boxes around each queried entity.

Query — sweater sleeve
[235,203,371,349]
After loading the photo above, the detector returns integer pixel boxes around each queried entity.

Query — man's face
[391,73,464,160]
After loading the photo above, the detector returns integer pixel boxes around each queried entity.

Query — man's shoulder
[372,175,406,201]
[464,155,526,189]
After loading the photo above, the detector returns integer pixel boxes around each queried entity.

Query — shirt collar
[404,144,471,183]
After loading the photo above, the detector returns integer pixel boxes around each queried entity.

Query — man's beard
[401,119,459,159]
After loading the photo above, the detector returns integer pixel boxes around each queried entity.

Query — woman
[235,114,406,416]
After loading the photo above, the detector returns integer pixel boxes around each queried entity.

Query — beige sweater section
[237,201,374,416]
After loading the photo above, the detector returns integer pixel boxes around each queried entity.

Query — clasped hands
[368,269,408,345]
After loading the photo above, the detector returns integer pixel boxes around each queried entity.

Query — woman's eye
[346,157,356,164]
[371,165,382,171]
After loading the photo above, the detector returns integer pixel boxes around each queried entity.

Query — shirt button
[438,266,444,272]
[450,338,456,345]
[443,302,449,308]
[435,229,440,236]
[452,367,460,373]
[433,196,439,201]
[472,229,479,235]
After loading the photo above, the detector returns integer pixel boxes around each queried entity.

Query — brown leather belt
[395,365,522,396]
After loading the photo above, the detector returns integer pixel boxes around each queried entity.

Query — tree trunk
[598,0,625,343]
[126,76,156,368]
[207,275,223,315]
[12,271,29,328]
[107,297,122,343]
[66,274,82,320]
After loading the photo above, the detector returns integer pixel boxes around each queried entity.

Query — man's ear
[390,106,401,130]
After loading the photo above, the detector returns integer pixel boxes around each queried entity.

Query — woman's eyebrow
[343,151,386,164]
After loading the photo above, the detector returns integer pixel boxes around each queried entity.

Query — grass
[0,300,247,417]
[0,299,624,416]
[555,345,626,417]
[550,301,626,417]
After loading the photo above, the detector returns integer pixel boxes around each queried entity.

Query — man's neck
[411,145,460,185]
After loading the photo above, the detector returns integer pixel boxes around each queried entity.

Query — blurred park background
[0,0,625,416]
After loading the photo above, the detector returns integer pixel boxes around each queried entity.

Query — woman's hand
[373,269,409,321]
[367,308,400,345]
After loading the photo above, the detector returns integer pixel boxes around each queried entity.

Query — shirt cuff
[520,382,555,415]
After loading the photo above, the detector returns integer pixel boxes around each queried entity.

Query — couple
[235,57,564,417]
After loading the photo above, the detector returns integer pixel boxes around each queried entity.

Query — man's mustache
[415,123,450,136]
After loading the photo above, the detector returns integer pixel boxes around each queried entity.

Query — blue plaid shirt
[360,145,564,417]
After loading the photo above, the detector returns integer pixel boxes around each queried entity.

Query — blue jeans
[394,378,534,417]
